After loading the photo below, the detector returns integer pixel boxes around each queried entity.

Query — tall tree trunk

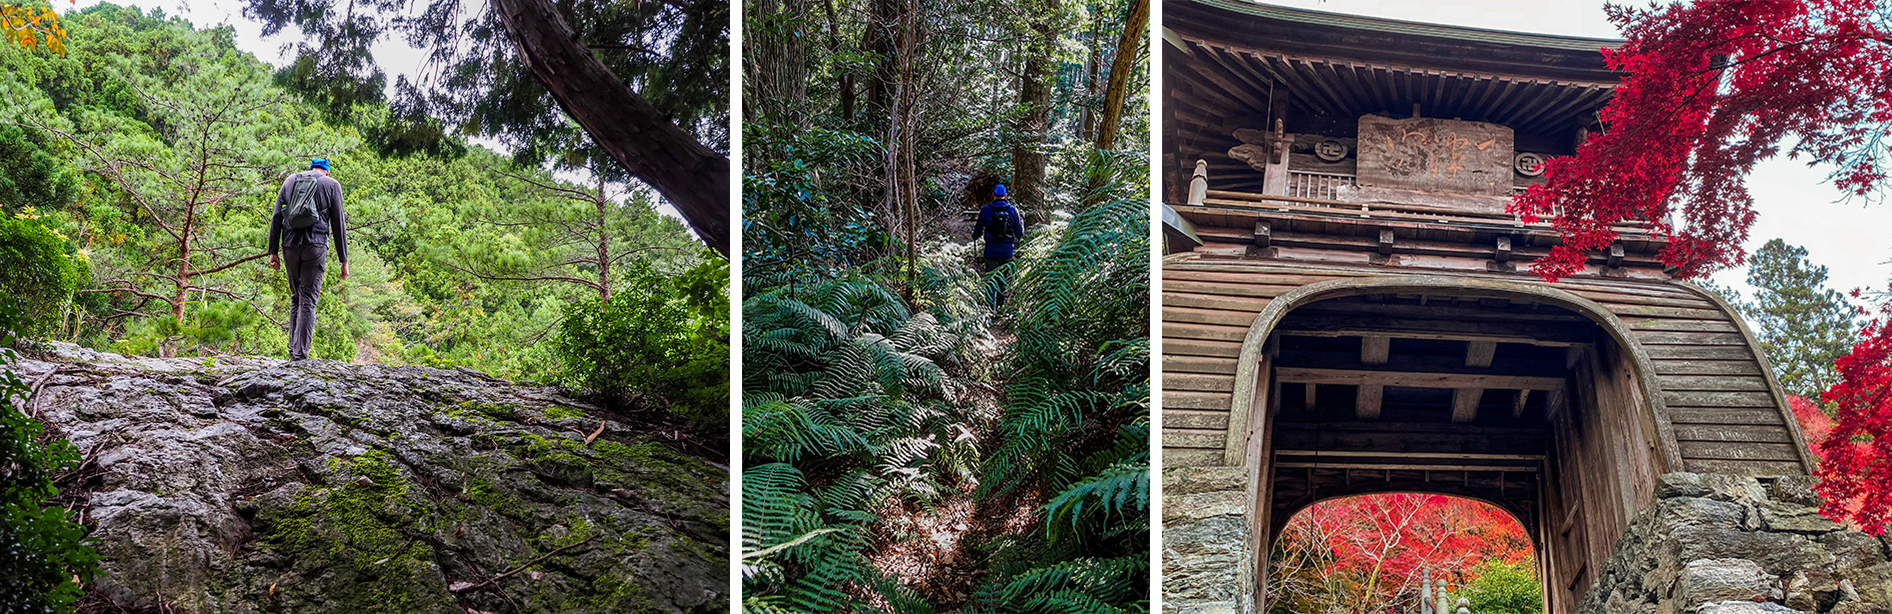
[1081,5,1103,143]
[884,0,920,302]
[747,0,809,120]
[1010,0,1059,222]
[595,174,611,303]
[821,0,855,122]
[902,1,918,304]
[173,200,195,326]
[863,0,902,118]
[491,0,729,256]
[1096,0,1148,151]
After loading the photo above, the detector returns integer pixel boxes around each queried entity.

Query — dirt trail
[865,302,1042,611]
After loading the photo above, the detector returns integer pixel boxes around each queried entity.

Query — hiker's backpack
[987,204,1016,241]
[282,174,323,230]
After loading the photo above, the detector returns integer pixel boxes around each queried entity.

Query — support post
[1263,92,1292,195]
[1188,159,1208,206]
[1356,383,1383,419]
[1466,340,1497,367]
[1452,388,1482,423]
[1360,335,1390,364]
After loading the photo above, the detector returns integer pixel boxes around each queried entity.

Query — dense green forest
[0,3,724,397]
[741,0,1152,611]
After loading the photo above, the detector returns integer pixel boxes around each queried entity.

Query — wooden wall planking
[1158,256,1807,475]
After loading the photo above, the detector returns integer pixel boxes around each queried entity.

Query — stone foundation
[1160,469,1892,614]
[1163,465,1251,614]
[1579,473,1892,614]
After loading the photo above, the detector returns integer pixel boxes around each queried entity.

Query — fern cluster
[741,160,1149,613]
[742,269,979,612]
[967,195,1151,614]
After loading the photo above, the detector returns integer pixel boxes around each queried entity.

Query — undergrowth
[740,166,1150,613]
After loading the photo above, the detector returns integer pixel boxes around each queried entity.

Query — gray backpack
[282,174,322,230]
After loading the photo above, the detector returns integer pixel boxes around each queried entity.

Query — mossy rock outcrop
[12,342,727,613]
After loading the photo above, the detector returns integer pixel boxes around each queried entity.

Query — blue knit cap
[994,184,1008,197]
[311,158,330,170]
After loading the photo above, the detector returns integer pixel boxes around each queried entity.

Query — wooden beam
[1607,243,1625,268]
[1253,219,1272,248]
[1452,388,1483,423]
[1276,349,1568,378]
[1274,461,1539,472]
[1290,300,1594,324]
[1274,450,1546,461]
[1356,384,1384,419]
[1272,421,1548,456]
[1378,229,1395,255]
[1495,235,1512,262]
[1275,314,1594,345]
[1303,382,1319,407]
[1466,340,1497,367]
[1274,367,1567,391]
[1513,389,1532,418]
[1360,335,1390,364]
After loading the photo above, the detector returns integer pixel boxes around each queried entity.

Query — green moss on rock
[259,450,456,613]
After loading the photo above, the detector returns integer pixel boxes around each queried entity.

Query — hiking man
[267,158,348,361]
[974,184,1025,307]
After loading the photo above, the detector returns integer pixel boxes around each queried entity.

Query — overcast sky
[1259,0,1892,300]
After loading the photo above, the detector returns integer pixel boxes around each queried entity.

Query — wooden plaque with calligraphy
[1355,115,1514,196]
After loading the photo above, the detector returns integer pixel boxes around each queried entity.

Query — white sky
[60,0,692,224]
[1265,0,1892,299]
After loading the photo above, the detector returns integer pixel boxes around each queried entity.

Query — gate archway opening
[1269,492,1539,614]
[1238,279,1672,612]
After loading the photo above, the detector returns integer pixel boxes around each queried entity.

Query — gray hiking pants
[282,244,327,361]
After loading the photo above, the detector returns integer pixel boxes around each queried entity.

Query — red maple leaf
[1813,286,1892,534]
[1512,0,1892,281]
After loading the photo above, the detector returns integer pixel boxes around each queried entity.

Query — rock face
[11,342,727,614]
[1579,472,1892,614]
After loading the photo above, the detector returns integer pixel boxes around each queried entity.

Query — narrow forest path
[865,221,1047,611]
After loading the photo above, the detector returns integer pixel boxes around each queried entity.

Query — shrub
[1462,557,1542,614]
[549,258,728,431]
[0,215,84,336]
[0,298,101,613]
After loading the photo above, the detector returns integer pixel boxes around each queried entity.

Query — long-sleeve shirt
[974,200,1026,259]
[267,170,347,263]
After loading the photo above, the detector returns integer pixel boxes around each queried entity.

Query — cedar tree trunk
[491,0,730,256]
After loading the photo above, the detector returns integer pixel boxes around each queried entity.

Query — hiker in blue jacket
[974,184,1026,307]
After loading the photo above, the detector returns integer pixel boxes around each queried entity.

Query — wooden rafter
[1273,366,1566,391]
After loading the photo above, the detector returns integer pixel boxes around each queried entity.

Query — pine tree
[1742,239,1858,399]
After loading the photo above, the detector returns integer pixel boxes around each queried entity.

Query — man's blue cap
[994,184,1008,197]
[311,158,330,170]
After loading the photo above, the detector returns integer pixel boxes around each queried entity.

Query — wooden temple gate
[1157,2,1818,612]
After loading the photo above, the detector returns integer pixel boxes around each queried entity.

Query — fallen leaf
[268,582,276,598]
[448,581,479,592]
[353,475,375,487]
[527,570,543,581]
[585,421,605,445]
[454,524,465,538]
[372,556,390,565]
